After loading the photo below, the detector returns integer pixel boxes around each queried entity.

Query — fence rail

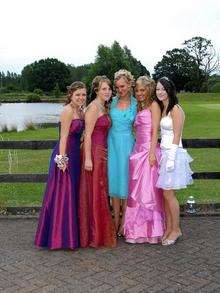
[0,139,220,149]
[0,139,220,183]
[0,172,220,183]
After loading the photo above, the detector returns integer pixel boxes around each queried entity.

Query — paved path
[0,217,219,293]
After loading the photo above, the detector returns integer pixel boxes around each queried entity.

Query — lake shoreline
[0,103,63,132]
[0,99,65,104]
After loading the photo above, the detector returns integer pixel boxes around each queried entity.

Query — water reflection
[0,103,63,131]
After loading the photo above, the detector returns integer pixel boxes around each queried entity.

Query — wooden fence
[0,139,220,183]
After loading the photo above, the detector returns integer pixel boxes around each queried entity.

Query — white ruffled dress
[156,115,193,190]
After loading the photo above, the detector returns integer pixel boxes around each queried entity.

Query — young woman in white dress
[155,77,193,246]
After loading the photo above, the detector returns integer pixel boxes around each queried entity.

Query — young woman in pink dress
[124,76,165,244]
[78,76,116,248]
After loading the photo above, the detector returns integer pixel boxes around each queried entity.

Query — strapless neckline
[59,118,84,123]
[97,113,108,119]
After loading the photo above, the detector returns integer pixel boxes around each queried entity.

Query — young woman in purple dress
[35,81,86,249]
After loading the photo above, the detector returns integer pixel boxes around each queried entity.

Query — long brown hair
[65,81,86,105]
[90,76,112,100]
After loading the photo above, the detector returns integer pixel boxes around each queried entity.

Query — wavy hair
[89,75,112,104]
[65,81,86,105]
[135,76,155,111]
[114,69,135,96]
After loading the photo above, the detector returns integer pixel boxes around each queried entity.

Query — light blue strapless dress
[108,96,137,198]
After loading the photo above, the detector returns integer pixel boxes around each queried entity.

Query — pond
[0,103,63,131]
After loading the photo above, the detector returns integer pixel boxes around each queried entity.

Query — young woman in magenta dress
[108,69,137,236]
[124,76,165,244]
[156,77,193,246]
[35,81,86,249]
[78,76,116,248]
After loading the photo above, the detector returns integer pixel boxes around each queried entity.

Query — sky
[1,0,220,75]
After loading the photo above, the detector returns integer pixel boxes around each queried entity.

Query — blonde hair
[114,69,135,95]
[135,76,155,111]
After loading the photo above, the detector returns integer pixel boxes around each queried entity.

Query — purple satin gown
[35,119,84,249]
[124,109,165,244]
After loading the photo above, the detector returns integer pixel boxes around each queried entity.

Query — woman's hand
[149,152,157,166]
[85,159,93,171]
[59,162,67,172]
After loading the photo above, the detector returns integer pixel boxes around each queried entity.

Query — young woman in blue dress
[108,69,137,236]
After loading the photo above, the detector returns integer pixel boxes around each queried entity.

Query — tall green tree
[67,64,91,83]
[85,41,150,88]
[21,58,70,92]
[0,71,22,92]
[183,36,219,90]
[153,48,199,91]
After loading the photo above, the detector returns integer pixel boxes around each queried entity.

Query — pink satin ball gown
[124,109,165,244]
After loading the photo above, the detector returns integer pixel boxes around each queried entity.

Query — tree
[0,71,22,92]
[21,58,70,92]
[201,74,220,93]
[85,41,150,88]
[53,82,61,99]
[183,36,219,90]
[153,48,199,91]
[67,64,91,83]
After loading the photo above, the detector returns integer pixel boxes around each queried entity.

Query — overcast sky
[1,0,220,74]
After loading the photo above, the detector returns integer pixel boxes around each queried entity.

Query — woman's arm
[57,107,73,172]
[84,104,99,171]
[171,105,184,145]
[165,105,184,172]
[149,101,161,166]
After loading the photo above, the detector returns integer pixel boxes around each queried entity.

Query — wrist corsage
[54,154,69,169]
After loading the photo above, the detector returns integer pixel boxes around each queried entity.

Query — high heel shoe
[162,233,183,246]
[161,231,171,244]
[161,236,167,245]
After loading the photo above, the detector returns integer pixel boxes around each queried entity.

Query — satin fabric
[156,115,193,190]
[78,115,116,248]
[124,109,165,243]
[35,119,84,249]
[108,96,137,198]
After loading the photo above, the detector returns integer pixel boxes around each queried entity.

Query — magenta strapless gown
[124,109,165,244]
[35,119,84,249]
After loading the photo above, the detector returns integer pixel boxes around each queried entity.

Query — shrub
[53,82,61,99]
[26,93,41,103]
[25,122,37,130]
[0,87,9,94]
[209,83,220,93]
[0,125,17,132]
[33,88,44,96]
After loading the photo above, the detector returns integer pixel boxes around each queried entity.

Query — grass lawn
[0,92,219,206]
[178,92,220,138]
[0,126,58,141]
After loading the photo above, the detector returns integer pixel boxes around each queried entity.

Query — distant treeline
[1,37,220,99]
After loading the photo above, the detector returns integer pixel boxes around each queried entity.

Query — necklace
[94,99,105,112]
